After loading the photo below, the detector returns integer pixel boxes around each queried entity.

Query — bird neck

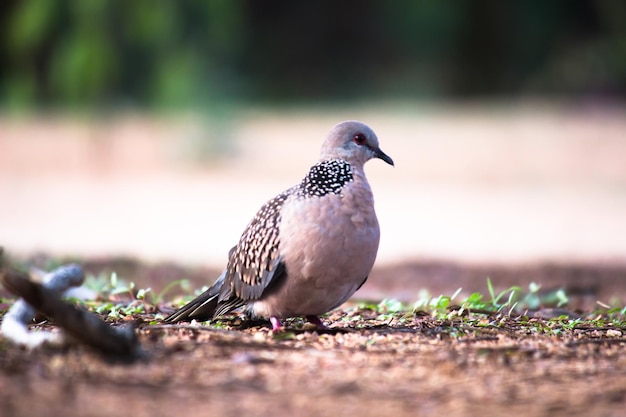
[297,159,354,198]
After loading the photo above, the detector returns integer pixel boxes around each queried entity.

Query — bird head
[320,120,394,167]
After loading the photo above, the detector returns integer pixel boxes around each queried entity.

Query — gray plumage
[165,120,393,328]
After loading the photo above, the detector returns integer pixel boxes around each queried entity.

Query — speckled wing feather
[213,192,289,317]
[165,193,289,322]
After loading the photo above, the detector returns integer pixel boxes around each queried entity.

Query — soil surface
[1,259,626,417]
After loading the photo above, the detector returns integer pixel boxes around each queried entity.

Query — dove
[165,120,393,329]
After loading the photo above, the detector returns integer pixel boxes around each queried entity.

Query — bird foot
[305,315,328,329]
[269,316,283,331]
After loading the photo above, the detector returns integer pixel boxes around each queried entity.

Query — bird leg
[305,315,328,329]
[269,316,283,331]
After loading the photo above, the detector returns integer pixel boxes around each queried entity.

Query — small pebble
[606,329,622,338]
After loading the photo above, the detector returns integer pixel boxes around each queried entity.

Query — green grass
[76,271,195,321]
[351,278,626,336]
[4,267,625,333]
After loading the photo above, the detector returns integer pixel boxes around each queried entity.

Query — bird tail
[163,271,225,323]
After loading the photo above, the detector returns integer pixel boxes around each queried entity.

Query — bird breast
[252,170,380,318]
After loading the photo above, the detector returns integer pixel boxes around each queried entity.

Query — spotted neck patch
[296,159,353,197]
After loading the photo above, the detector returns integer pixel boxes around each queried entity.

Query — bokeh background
[1,0,626,269]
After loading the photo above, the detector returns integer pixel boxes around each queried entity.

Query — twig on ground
[1,265,142,359]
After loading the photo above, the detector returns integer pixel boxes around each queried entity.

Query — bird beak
[374,147,394,166]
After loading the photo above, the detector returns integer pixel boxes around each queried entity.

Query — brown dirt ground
[1,259,626,417]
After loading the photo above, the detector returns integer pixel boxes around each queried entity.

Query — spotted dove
[165,120,394,329]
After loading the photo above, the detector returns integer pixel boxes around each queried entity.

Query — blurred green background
[2,0,626,111]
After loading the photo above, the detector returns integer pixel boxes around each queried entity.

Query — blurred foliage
[1,0,625,111]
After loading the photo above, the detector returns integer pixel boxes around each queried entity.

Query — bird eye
[352,133,367,146]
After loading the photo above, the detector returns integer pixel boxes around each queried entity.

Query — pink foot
[269,316,283,331]
[306,315,327,329]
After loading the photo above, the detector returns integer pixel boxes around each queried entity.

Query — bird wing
[165,192,290,322]
[214,193,289,316]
